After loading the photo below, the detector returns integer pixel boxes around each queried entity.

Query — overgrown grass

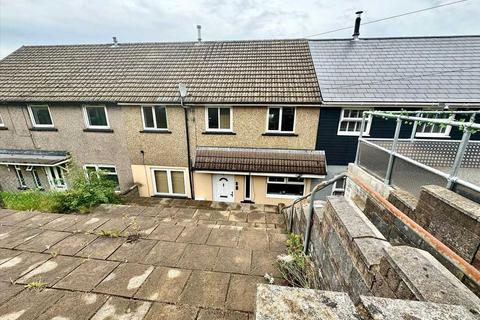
[0,165,121,214]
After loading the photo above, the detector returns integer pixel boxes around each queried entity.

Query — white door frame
[212,174,235,203]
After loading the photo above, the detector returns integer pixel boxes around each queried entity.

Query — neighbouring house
[0,39,323,205]
[308,35,480,198]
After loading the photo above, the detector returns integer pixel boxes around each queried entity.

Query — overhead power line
[304,0,471,38]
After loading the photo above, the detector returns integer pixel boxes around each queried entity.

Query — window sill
[83,128,114,133]
[0,127,8,130]
[140,129,172,134]
[29,127,58,132]
[266,193,303,199]
[262,132,298,137]
[415,134,450,139]
[337,132,370,137]
[202,131,236,135]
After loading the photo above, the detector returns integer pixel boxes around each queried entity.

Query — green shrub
[0,164,120,213]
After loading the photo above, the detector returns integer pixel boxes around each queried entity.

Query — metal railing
[355,110,480,201]
[281,173,347,254]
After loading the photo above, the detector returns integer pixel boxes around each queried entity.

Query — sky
[1,0,479,58]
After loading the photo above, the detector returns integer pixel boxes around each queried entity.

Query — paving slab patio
[0,199,285,319]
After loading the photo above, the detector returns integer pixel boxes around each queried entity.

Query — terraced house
[0,39,325,205]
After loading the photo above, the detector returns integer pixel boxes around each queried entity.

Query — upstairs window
[83,105,109,129]
[267,107,295,132]
[206,107,232,131]
[28,105,54,128]
[337,108,372,136]
[142,106,168,130]
[266,176,304,197]
[84,164,120,191]
[415,113,453,138]
[331,177,346,196]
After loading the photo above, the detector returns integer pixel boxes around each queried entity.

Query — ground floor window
[152,169,186,196]
[331,177,346,196]
[84,164,120,191]
[14,166,27,189]
[266,176,304,197]
[31,168,43,190]
[47,166,67,190]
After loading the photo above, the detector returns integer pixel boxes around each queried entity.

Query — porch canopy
[194,147,326,177]
[0,149,70,166]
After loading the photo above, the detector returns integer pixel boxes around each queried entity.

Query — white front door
[213,174,235,202]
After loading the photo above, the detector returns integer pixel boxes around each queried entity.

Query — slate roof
[0,40,321,104]
[0,149,69,166]
[309,36,480,103]
[194,147,326,175]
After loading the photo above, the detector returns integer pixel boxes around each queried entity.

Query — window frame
[337,108,372,136]
[31,168,44,190]
[46,166,67,190]
[151,168,188,197]
[27,105,54,128]
[82,105,110,129]
[0,114,4,127]
[331,177,346,196]
[266,107,296,133]
[83,164,120,191]
[14,166,27,189]
[141,105,169,131]
[266,176,305,199]
[415,112,453,138]
[205,106,233,132]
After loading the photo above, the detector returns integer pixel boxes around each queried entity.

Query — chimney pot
[352,11,363,40]
[112,37,118,47]
[197,25,202,42]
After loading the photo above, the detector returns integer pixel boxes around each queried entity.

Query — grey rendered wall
[0,104,134,192]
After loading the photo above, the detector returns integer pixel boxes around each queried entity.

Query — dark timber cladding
[0,40,321,104]
[194,147,326,175]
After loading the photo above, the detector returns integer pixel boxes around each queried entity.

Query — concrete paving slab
[214,247,252,274]
[157,207,180,218]
[135,267,191,303]
[210,202,229,210]
[194,209,230,221]
[123,216,159,236]
[229,211,248,222]
[265,213,284,225]
[122,206,147,216]
[17,255,83,286]
[54,259,119,292]
[226,275,264,312]
[0,211,39,226]
[94,263,155,297]
[179,270,230,309]
[148,223,185,241]
[0,251,50,281]
[176,225,213,244]
[90,296,152,320]
[37,292,109,320]
[177,244,219,271]
[49,233,98,256]
[67,217,110,233]
[144,241,187,267]
[264,205,278,213]
[0,288,64,320]
[41,214,85,231]
[16,213,64,228]
[108,238,157,263]
[197,308,250,320]
[75,236,125,259]
[0,208,16,216]
[0,227,43,249]
[207,228,240,247]
[238,231,269,251]
[15,230,70,252]
[0,282,24,306]
[175,208,197,219]
[141,207,166,217]
[0,248,22,265]
[250,251,281,277]
[268,233,287,252]
[144,303,198,320]
[94,217,131,234]
[247,212,266,223]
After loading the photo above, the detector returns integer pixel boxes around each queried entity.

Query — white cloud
[0,0,479,57]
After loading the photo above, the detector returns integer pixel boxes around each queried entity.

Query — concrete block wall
[287,196,480,312]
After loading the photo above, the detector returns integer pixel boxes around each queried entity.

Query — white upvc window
[83,105,110,129]
[30,168,44,190]
[141,106,168,130]
[205,107,232,131]
[415,112,453,138]
[266,176,305,198]
[337,108,372,136]
[14,166,27,189]
[267,107,295,133]
[152,168,187,196]
[331,177,346,196]
[0,114,4,127]
[84,164,120,191]
[28,105,54,128]
[46,166,67,191]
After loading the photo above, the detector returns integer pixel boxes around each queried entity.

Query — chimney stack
[197,25,202,42]
[112,36,118,47]
[352,11,363,40]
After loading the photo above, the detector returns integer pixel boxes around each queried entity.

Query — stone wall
[286,196,480,312]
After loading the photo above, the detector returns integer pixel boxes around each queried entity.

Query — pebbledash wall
[0,104,134,191]
[286,196,480,313]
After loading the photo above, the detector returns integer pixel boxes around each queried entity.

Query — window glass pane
[86,107,108,126]
[219,108,230,129]
[0,115,4,125]
[268,108,280,130]
[143,107,154,128]
[287,177,303,183]
[267,183,303,196]
[171,171,185,194]
[245,176,251,199]
[105,174,120,190]
[31,106,53,125]
[154,170,169,193]
[281,107,295,131]
[32,170,42,188]
[98,166,116,173]
[208,108,219,129]
[155,106,168,129]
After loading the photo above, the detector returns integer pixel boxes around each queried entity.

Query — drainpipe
[180,97,195,199]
